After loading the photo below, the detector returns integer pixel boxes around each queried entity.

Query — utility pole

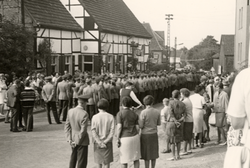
[165,14,173,68]
[174,37,184,71]
[174,37,177,70]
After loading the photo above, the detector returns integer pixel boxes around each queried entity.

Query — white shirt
[227,67,250,148]
[189,93,205,109]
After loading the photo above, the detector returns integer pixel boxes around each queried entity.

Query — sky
[123,0,236,49]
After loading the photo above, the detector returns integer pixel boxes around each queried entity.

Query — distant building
[234,0,250,70]
[142,23,166,64]
[212,53,220,73]
[219,35,234,73]
[0,0,151,75]
[169,50,182,68]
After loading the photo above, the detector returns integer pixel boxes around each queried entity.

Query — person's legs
[46,102,52,124]
[220,127,226,142]
[176,142,181,159]
[27,108,33,131]
[77,145,88,168]
[89,105,95,120]
[11,107,19,131]
[187,139,192,152]
[216,127,221,143]
[58,100,63,120]
[0,104,4,115]
[183,141,187,153]
[4,108,10,123]
[199,132,203,147]
[69,146,77,168]
[134,160,140,168]
[144,160,150,168]
[169,143,175,160]
[18,103,23,127]
[191,134,195,149]
[22,107,28,130]
[151,159,156,168]
[62,100,69,121]
[51,101,60,123]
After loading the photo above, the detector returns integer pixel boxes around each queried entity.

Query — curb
[0,109,46,122]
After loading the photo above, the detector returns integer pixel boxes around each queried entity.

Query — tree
[38,38,53,75]
[0,20,35,76]
[187,36,220,70]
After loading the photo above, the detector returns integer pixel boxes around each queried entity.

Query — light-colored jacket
[57,80,69,100]
[65,106,89,146]
[213,90,229,113]
[42,82,56,102]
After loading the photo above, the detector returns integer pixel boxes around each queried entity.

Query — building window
[82,55,93,72]
[51,56,56,74]
[0,14,2,23]
[65,56,70,72]
[238,42,242,62]
[239,7,243,29]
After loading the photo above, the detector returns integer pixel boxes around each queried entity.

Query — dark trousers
[114,98,119,117]
[69,145,88,168]
[10,107,19,131]
[68,98,73,109]
[18,103,23,127]
[22,107,33,131]
[86,105,95,121]
[59,100,68,121]
[46,101,60,124]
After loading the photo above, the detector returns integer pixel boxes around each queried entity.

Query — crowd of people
[0,69,237,168]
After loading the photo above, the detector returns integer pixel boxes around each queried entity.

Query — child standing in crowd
[160,98,171,154]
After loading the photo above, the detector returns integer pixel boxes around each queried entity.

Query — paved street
[0,104,226,168]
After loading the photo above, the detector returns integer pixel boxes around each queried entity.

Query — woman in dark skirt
[139,95,161,168]
[180,88,193,155]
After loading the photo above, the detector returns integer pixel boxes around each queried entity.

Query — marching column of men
[59,70,200,121]
[4,70,201,133]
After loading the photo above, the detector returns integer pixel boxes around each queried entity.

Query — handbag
[209,112,216,126]
[223,118,250,168]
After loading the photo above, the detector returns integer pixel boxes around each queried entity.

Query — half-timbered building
[1,0,151,75]
[60,0,152,73]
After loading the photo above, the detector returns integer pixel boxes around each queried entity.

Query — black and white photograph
[0,0,249,168]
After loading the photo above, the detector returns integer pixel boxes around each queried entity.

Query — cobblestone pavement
[0,103,226,168]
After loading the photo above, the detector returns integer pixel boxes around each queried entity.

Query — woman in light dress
[189,85,207,148]
[0,74,7,116]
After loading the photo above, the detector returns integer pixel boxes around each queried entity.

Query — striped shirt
[20,87,36,108]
